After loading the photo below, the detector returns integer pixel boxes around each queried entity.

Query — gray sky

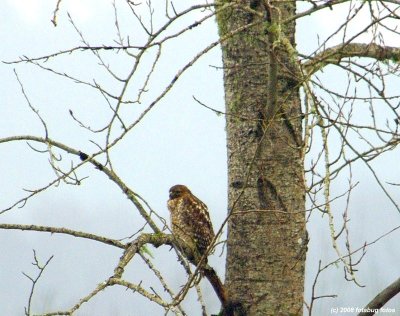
[1,1,400,315]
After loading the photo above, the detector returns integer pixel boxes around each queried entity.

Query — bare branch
[358,277,400,316]
[113,233,174,278]
[304,43,400,75]
[24,251,54,316]
[0,224,125,248]
[0,135,161,231]
[51,0,63,26]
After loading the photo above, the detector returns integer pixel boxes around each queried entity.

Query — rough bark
[216,1,306,315]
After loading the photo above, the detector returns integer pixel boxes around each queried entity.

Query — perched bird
[167,184,215,265]
[167,185,228,309]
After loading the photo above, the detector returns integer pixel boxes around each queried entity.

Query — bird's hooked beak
[169,190,178,199]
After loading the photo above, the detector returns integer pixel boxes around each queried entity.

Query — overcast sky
[1,1,400,315]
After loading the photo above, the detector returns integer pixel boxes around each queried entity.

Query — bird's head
[169,184,190,199]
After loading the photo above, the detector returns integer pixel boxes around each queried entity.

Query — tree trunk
[216,1,306,315]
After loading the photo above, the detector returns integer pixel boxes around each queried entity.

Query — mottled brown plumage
[168,185,228,309]
[167,184,215,264]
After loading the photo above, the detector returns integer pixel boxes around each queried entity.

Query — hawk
[167,184,215,265]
